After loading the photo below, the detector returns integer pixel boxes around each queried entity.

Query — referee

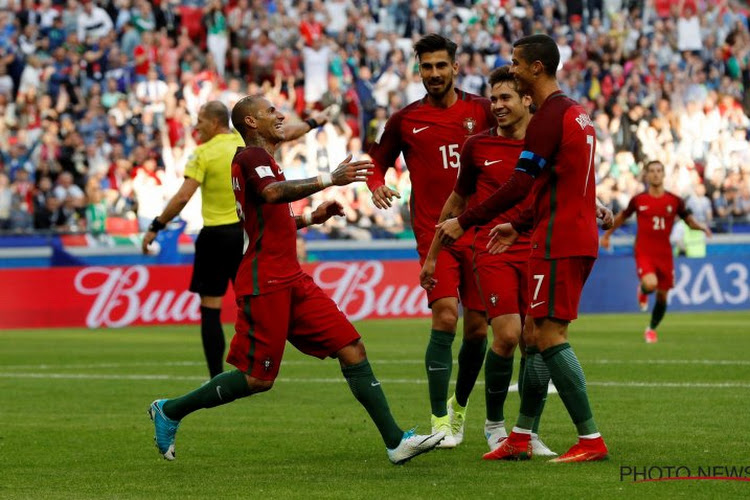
[143,100,332,377]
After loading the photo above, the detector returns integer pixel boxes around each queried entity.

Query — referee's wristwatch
[148,217,166,233]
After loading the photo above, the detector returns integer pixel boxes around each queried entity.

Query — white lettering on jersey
[575,113,594,130]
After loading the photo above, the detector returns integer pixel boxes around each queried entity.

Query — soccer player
[601,160,711,343]
[435,34,609,462]
[367,33,495,447]
[419,66,556,456]
[143,101,333,378]
[148,95,444,465]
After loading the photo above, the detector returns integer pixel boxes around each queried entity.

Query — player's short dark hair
[513,34,560,76]
[231,95,261,137]
[644,160,664,172]
[488,66,516,89]
[202,101,230,127]
[414,33,458,62]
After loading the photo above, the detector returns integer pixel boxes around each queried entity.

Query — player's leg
[149,290,287,460]
[636,254,658,312]
[335,342,444,463]
[190,224,243,378]
[533,257,606,462]
[199,295,226,378]
[426,296,459,446]
[518,315,556,457]
[483,312,520,449]
[421,245,463,445]
[445,307,486,445]
[290,276,444,463]
[649,289,669,329]
[447,243,488,445]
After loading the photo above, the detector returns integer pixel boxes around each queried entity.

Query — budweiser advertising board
[0,261,431,329]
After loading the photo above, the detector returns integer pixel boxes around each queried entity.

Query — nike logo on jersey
[412,126,430,134]
[639,206,649,211]
[530,301,546,309]
[484,159,503,166]
[371,381,381,387]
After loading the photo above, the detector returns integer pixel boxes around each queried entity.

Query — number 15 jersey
[368,89,493,244]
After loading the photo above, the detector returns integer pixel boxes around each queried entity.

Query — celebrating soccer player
[601,160,711,343]
[435,34,609,462]
[148,95,445,465]
[367,33,495,447]
[420,66,556,456]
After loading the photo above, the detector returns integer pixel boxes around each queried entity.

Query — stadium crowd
[1,0,750,239]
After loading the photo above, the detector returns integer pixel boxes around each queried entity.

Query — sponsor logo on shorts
[530,300,546,309]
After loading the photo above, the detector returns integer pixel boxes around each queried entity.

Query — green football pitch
[1,312,749,499]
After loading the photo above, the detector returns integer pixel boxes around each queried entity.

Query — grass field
[1,312,749,499]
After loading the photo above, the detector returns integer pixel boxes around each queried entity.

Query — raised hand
[331,154,374,186]
[311,105,336,127]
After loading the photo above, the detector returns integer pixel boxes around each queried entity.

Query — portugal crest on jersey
[667,205,673,213]
[463,117,476,134]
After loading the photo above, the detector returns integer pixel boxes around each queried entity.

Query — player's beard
[425,78,453,100]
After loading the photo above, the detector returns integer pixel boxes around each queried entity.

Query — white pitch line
[3,358,750,370]
[0,372,748,389]
[592,359,750,366]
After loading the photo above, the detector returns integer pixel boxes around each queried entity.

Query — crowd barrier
[1,255,748,330]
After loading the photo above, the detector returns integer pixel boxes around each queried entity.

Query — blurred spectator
[204,0,228,78]
[1,0,750,240]
[0,171,10,229]
[77,0,114,44]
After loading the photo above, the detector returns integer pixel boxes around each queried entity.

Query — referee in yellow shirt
[143,100,331,377]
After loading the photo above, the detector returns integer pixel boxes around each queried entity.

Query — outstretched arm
[684,214,712,237]
[261,154,373,204]
[295,200,345,229]
[282,106,335,141]
[600,211,629,250]
[142,178,200,254]
[435,171,534,246]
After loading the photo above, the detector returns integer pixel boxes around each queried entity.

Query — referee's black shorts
[189,222,244,297]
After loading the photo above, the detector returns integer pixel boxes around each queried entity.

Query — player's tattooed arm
[262,177,323,204]
[262,155,373,204]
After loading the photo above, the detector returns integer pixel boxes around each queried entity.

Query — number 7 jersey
[521,91,599,259]
[368,89,494,242]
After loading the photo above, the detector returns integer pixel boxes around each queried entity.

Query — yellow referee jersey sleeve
[184,132,246,226]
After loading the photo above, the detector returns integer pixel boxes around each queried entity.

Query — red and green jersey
[454,129,532,250]
[231,146,303,296]
[521,91,599,259]
[622,191,688,258]
[368,88,494,244]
